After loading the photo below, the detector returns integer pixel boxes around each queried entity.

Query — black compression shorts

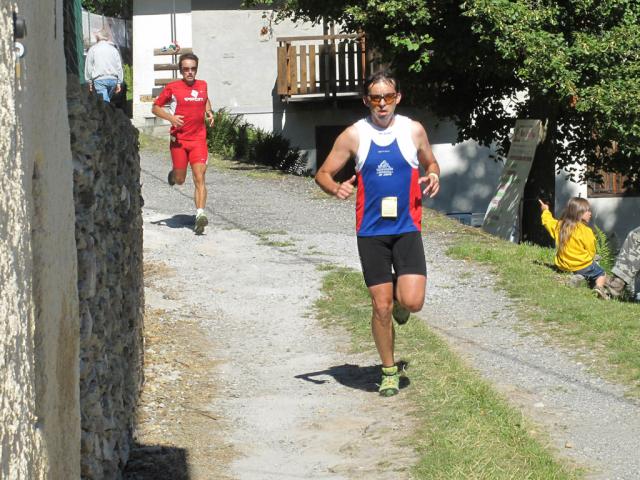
[356,231,427,287]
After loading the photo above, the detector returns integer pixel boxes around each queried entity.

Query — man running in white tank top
[315,71,441,397]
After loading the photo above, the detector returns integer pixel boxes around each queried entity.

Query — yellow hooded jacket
[541,210,596,272]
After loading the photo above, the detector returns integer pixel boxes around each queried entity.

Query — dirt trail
[132,157,417,479]
[131,147,640,480]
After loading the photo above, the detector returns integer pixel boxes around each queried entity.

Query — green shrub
[206,108,247,158]
[594,224,615,272]
[206,109,309,176]
[235,123,249,160]
[248,128,308,175]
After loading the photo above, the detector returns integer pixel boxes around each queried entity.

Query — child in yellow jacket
[539,197,607,297]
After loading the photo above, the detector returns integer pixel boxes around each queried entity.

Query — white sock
[196,208,204,217]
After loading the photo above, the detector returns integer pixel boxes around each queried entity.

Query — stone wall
[67,78,145,479]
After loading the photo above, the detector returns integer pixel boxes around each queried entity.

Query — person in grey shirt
[84,28,123,103]
[604,227,640,299]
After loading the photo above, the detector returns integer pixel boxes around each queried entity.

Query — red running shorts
[170,139,208,170]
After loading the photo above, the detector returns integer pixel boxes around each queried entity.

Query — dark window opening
[588,171,640,198]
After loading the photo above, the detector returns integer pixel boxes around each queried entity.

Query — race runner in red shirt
[152,53,215,235]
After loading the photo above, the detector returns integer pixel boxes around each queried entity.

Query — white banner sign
[482,119,544,240]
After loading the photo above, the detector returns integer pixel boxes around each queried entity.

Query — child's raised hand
[538,198,549,211]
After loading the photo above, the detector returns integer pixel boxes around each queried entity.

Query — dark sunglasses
[367,93,397,105]
[181,67,197,72]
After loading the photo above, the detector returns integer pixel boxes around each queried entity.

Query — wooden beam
[154,63,180,71]
[308,45,317,93]
[277,34,362,42]
[348,41,356,91]
[288,44,298,95]
[358,36,366,89]
[338,41,346,92]
[155,78,175,86]
[319,44,328,96]
[153,47,193,56]
[277,46,288,95]
[299,45,308,94]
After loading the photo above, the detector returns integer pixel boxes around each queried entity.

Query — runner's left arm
[205,99,214,127]
[413,121,440,198]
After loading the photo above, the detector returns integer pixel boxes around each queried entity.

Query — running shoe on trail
[379,365,400,397]
[194,212,208,235]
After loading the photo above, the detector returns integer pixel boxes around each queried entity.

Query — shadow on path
[123,443,190,480]
[151,214,195,229]
[296,362,410,393]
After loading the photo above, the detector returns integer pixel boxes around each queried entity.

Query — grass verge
[252,230,296,247]
[425,210,640,395]
[316,265,580,479]
[209,155,289,180]
[138,132,168,153]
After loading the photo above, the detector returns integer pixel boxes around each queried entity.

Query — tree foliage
[82,0,131,18]
[247,0,640,187]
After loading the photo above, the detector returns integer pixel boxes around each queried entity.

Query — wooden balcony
[276,33,368,100]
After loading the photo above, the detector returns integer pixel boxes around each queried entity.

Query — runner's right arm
[315,126,359,200]
[151,104,184,128]
[152,85,184,128]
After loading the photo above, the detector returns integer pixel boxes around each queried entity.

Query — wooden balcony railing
[276,33,367,100]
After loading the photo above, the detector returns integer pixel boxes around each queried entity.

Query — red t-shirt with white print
[154,79,208,142]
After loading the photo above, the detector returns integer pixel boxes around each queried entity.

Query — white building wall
[1,1,81,478]
[0,2,44,476]
[133,0,192,126]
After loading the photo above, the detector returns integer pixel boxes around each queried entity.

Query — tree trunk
[521,96,557,247]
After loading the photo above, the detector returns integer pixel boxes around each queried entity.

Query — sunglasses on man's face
[367,93,397,105]
[182,67,197,72]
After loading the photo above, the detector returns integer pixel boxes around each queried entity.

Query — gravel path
[141,150,640,479]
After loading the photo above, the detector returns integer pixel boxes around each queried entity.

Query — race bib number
[381,197,398,218]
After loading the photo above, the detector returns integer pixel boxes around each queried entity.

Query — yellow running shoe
[379,365,400,397]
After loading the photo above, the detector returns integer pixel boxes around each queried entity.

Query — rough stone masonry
[67,77,144,480]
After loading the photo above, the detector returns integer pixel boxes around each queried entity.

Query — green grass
[209,155,288,180]
[425,210,640,394]
[260,240,295,248]
[253,230,296,248]
[315,266,580,479]
[138,132,168,153]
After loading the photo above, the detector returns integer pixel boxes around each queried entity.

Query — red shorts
[170,139,208,170]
